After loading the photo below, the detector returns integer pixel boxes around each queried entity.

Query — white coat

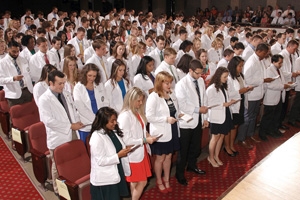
[227,75,247,113]
[294,57,300,91]
[38,89,80,150]
[19,47,33,63]
[105,79,131,113]
[130,54,142,80]
[148,48,163,70]
[263,64,286,105]
[201,34,213,50]
[90,129,130,186]
[49,48,64,69]
[67,37,89,57]
[175,74,208,128]
[0,54,33,99]
[118,110,150,163]
[146,92,180,142]
[279,49,294,84]
[73,82,109,131]
[86,54,110,84]
[155,61,179,89]
[271,42,285,56]
[84,46,95,64]
[33,81,48,106]
[242,45,255,61]
[133,74,154,97]
[206,83,231,124]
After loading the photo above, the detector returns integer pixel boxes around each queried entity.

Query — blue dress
[78,89,98,144]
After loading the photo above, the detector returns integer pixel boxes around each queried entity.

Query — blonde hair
[62,56,78,83]
[121,87,147,123]
[192,37,201,51]
[204,25,214,35]
[154,71,173,97]
[211,37,223,49]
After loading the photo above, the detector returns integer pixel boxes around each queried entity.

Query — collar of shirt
[50,89,60,98]
[249,44,255,51]
[187,73,197,82]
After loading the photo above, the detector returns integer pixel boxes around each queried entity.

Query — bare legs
[224,125,238,153]
[130,181,147,200]
[208,134,225,166]
[154,153,172,190]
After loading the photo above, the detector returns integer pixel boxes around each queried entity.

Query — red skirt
[126,145,152,182]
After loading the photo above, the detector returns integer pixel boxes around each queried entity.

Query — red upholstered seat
[0,90,10,137]
[54,140,91,200]
[28,122,52,190]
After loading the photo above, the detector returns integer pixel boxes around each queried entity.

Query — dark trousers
[259,101,282,137]
[280,90,290,124]
[6,88,33,107]
[288,91,300,123]
[176,117,202,179]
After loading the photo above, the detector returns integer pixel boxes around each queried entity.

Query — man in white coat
[239,43,274,145]
[38,70,83,195]
[175,59,209,186]
[67,27,89,64]
[0,40,33,107]
[271,33,286,55]
[85,40,110,84]
[259,55,290,141]
[148,35,165,70]
[242,35,263,61]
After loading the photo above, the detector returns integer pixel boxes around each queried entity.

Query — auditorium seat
[28,122,51,191]
[54,140,91,200]
[10,100,40,161]
[0,90,10,138]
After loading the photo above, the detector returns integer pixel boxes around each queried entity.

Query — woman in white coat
[196,49,217,87]
[200,26,214,50]
[206,67,236,167]
[133,56,155,97]
[33,64,57,106]
[89,106,131,200]
[118,87,157,200]
[146,71,181,193]
[130,41,146,80]
[226,57,252,155]
[105,59,132,113]
[73,64,109,144]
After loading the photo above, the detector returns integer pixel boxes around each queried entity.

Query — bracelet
[143,137,147,144]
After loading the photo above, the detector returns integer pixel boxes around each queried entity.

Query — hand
[77,54,83,59]
[148,88,154,94]
[284,84,291,89]
[13,75,24,81]
[202,120,209,129]
[264,78,274,83]
[71,122,84,130]
[292,72,299,77]
[178,113,184,118]
[117,147,131,158]
[199,106,208,114]
[239,87,249,94]
[223,99,236,107]
[247,86,254,91]
[167,117,177,124]
[146,136,158,144]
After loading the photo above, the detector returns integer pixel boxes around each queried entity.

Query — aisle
[0,136,43,200]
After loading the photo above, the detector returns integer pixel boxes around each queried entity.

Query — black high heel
[232,150,239,156]
[223,148,236,157]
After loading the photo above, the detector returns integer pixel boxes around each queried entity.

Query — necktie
[57,93,64,107]
[57,50,61,62]
[100,58,108,80]
[281,45,283,50]
[58,93,72,123]
[169,65,177,83]
[276,18,279,24]
[78,41,84,62]
[193,80,201,106]
[277,68,281,76]
[44,54,50,64]
[48,33,51,43]
[290,54,293,70]
[13,58,24,88]
[159,51,164,62]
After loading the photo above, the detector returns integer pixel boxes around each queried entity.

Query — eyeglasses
[193,70,203,75]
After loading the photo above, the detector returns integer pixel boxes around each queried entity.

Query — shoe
[288,121,300,128]
[280,125,290,130]
[250,136,261,143]
[175,174,188,186]
[187,167,206,174]
[269,130,283,138]
[156,181,168,193]
[162,179,172,192]
[259,134,268,141]
[240,141,253,149]
[214,157,223,166]
[223,148,236,157]
[207,157,219,167]
[232,150,239,155]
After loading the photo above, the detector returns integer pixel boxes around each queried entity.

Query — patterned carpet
[141,126,300,200]
[0,137,43,200]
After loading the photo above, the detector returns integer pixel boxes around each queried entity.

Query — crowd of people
[1,4,300,200]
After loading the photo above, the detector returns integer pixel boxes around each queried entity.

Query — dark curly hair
[209,67,229,92]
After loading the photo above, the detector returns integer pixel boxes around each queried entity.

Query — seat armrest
[58,176,79,200]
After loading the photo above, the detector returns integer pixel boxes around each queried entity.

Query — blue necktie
[13,58,24,88]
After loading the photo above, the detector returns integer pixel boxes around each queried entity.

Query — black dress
[90,131,129,200]
[210,87,233,135]
[150,98,180,155]
[232,76,245,125]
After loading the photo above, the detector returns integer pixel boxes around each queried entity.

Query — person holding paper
[146,71,181,193]
[206,67,236,167]
[73,64,109,144]
[259,54,290,141]
[117,87,157,200]
[226,57,252,156]
[175,59,209,186]
[89,107,131,200]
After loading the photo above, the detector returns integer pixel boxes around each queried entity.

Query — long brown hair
[110,59,130,88]
[209,67,228,91]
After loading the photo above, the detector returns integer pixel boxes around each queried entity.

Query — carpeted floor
[0,137,43,200]
[141,125,299,200]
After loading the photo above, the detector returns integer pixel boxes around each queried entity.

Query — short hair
[36,37,47,45]
[48,70,65,83]
[271,54,284,63]
[163,47,177,57]
[77,27,86,33]
[189,59,204,71]
[179,40,193,51]
[256,43,269,52]
[51,36,61,44]
[41,21,51,29]
[287,39,299,47]
[145,34,153,41]
[230,36,239,43]
[179,29,187,35]
[21,35,36,46]
[286,27,294,34]
[154,71,173,97]
[156,35,165,42]
[245,32,253,38]
[37,27,46,34]
[80,63,101,85]
[233,42,245,50]
[81,16,88,23]
[276,32,286,39]
[8,40,20,48]
[223,49,234,57]
[38,64,57,82]
[92,39,106,50]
